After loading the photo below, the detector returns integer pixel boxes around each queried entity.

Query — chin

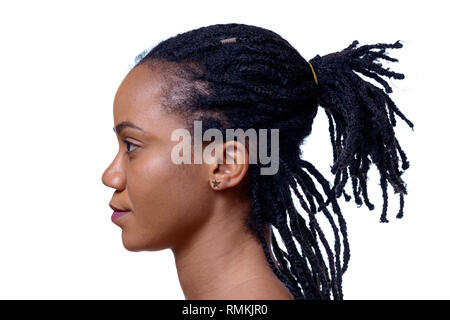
[121,232,146,252]
[121,231,168,252]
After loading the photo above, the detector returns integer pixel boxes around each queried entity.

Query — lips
[109,203,132,222]
[109,204,130,212]
[111,210,131,221]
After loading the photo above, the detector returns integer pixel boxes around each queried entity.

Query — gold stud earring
[212,178,221,188]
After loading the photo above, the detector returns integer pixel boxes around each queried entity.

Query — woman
[102,23,414,300]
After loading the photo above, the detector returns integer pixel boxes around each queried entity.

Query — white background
[0,0,448,299]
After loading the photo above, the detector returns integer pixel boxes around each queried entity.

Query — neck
[171,197,284,299]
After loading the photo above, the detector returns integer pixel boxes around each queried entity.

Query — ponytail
[309,40,414,223]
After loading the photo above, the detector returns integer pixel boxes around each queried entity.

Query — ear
[208,140,249,190]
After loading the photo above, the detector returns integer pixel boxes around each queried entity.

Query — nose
[102,154,126,191]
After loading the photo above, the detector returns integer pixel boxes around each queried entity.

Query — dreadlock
[133,23,414,300]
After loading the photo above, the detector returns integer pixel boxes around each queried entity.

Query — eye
[122,139,139,155]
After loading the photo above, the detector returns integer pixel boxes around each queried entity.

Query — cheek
[124,151,208,248]
[127,154,180,215]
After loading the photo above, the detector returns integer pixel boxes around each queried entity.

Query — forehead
[112,64,184,135]
[113,64,162,120]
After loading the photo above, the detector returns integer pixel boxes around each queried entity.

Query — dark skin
[102,63,294,300]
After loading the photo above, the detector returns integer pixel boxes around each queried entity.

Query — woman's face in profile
[102,64,213,252]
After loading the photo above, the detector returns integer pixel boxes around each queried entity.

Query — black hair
[133,23,414,300]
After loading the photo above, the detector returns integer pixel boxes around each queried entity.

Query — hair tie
[308,61,319,86]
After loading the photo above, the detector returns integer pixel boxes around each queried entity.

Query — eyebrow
[113,121,145,135]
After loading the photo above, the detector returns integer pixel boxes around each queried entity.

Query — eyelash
[122,139,139,155]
